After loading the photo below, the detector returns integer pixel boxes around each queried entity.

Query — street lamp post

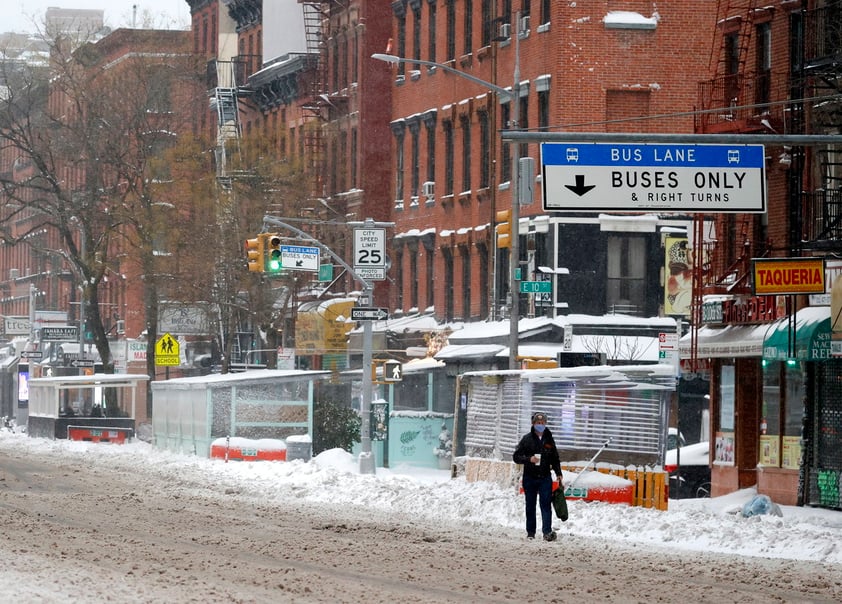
[372,26,522,369]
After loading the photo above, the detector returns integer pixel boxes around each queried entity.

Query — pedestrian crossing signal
[384,360,402,382]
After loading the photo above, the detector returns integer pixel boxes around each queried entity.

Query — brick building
[381,2,719,326]
[686,0,842,508]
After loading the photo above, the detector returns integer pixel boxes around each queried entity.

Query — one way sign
[350,307,389,321]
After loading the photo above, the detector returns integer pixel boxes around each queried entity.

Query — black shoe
[527,533,535,540]
[543,531,557,542]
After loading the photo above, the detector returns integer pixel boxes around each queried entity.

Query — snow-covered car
[664,441,711,499]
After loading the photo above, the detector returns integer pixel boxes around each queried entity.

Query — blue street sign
[541,142,766,213]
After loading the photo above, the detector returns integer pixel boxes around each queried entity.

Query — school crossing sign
[155,332,180,367]
[541,142,766,213]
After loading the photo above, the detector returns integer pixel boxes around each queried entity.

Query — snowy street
[0,433,841,603]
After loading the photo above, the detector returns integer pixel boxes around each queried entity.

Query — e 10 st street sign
[541,142,766,213]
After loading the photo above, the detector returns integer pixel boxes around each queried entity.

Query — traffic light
[266,234,283,273]
[245,235,265,273]
[496,209,512,249]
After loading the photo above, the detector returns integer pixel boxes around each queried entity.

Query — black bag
[552,485,568,522]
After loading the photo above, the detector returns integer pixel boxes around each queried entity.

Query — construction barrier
[67,426,132,444]
[462,458,668,510]
[561,463,669,511]
[209,437,287,462]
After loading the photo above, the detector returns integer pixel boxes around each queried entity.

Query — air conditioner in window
[116,320,125,335]
[9,268,19,280]
[520,15,531,33]
[499,22,511,39]
[422,181,435,198]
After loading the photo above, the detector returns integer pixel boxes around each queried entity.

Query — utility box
[286,434,312,461]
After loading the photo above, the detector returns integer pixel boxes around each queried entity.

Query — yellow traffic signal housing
[266,234,283,273]
[496,209,512,249]
[245,235,265,273]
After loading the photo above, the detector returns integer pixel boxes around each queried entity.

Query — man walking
[513,412,562,541]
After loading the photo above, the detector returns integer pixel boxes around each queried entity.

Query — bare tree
[0,30,202,391]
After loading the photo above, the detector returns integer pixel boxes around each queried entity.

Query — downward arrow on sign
[565,175,596,197]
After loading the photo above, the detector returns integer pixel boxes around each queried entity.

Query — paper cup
[534,454,541,465]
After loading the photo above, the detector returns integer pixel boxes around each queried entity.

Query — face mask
[534,424,546,433]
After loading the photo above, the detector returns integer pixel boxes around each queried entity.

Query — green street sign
[519,281,552,294]
[318,264,333,282]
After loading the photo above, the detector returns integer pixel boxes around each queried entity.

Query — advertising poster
[664,236,692,316]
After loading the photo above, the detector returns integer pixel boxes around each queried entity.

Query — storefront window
[760,361,781,467]
[715,364,735,465]
[782,362,805,470]
[760,360,805,470]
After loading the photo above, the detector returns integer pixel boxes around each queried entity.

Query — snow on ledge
[604,11,659,30]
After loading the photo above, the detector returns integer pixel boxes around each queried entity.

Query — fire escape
[799,1,842,250]
[689,1,769,365]
[209,58,251,190]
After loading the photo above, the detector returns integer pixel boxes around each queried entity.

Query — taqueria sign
[753,258,826,296]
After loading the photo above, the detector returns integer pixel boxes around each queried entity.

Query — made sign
[541,142,766,213]
[753,258,826,296]
[280,245,320,271]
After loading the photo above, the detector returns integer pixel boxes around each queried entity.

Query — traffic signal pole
[261,215,391,474]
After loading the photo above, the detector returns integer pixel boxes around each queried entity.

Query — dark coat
[513,427,562,479]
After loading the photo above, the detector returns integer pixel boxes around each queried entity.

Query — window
[412,4,421,67]
[460,114,471,192]
[351,127,358,188]
[146,69,172,113]
[397,13,407,77]
[461,246,471,320]
[716,364,736,465]
[464,0,473,55]
[443,248,454,321]
[479,110,490,188]
[518,90,529,160]
[428,0,437,63]
[541,0,550,24]
[724,32,739,105]
[392,123,406,202]
[446,1,456,62]
[537,77,551,130]
[500,101,511,180]
[425,240,435,310]
[444,120,454,195]
[755,22,771,106]
[410,249,419,308]
[423,111,437,184]
[395,248,404,310]
[606,236,646,313]
[409,118,420,198]
[481,0,492,47]
[762,361,805,470]
[478,245,489,319]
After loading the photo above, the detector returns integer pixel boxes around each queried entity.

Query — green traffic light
[268,258,282,272]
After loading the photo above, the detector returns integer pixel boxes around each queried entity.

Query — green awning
[762,307,831,361]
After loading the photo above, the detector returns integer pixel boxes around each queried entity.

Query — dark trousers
[522,474,553,536]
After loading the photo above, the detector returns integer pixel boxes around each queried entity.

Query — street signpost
[519,281,552,294]
[541,142,767,213]
[351,307,389,321]
[353,227,387,280]
[280,245,320,271]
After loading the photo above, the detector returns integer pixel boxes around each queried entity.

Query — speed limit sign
[353,227,386,269]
